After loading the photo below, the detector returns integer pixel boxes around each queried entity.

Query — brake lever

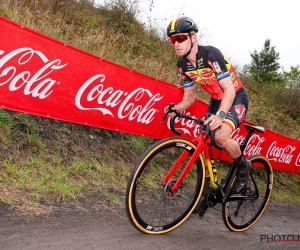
[160,112,168,124]
[160,103,175,123]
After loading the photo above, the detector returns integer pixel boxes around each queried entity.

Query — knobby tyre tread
[125,137,206,234]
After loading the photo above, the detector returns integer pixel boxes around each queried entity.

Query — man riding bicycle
[164,16,250,211]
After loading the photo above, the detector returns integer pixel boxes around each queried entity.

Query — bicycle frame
[202,137,221,192]
[159,108,266,204]
[160,127,222,193]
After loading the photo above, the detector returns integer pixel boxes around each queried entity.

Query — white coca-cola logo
[0,47,67,99]
[296,154,300,167]
[244,134,265,156]
[231,127,245,144]
[232,128,265,157]
[75,74,163,124]
[266,141,296,164]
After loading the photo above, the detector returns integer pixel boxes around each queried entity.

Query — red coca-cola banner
[1,16,300,174]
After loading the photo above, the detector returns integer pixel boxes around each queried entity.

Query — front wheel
[126,137,206,234]
[222,154,273,232]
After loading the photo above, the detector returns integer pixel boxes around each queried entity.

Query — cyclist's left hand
[203,114,222,130]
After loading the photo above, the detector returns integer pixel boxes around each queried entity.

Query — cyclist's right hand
[203,114,223,131]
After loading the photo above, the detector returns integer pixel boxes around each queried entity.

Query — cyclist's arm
[218,76,235,114]
[174,84,197,112]
[164,85,197,114]
[204,47,236,123]
[164,61,197,114]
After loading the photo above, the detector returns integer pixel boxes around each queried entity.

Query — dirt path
[0,201,299,250]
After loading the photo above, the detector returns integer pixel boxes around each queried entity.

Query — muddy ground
[0,199,299,250]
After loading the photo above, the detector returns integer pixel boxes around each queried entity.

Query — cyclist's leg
[231,156,251,194]
[218,89,249,194]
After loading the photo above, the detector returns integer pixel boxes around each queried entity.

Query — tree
[247,39,282,84]
[283,65,300,88]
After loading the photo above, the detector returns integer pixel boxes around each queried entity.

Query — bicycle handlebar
[161,104,224,150]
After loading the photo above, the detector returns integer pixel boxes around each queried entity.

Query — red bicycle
[126,104,273,234]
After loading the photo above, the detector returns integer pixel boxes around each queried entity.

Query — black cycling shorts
[207,88,249,132]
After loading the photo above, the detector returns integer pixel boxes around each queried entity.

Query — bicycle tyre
[222,154,273,232]
[126,137,206,234]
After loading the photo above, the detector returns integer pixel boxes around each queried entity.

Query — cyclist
[164,16,250,211]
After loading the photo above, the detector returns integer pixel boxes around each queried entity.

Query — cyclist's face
[170,33,191,56]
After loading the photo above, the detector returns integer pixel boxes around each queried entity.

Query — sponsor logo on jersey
[230,72,235,80]
[189,72,198,80]
[235,104,246,122]
[178,67,186,80]
[200,69,213,78]
[197,58,204,68]
[213,62,222,73]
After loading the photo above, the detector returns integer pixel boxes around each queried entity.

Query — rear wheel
[222,155,273,232]
[126,137,206,234]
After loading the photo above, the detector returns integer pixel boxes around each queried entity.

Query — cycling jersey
[177,45,244,100]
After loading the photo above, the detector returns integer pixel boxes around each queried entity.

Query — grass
[0,0,299,216]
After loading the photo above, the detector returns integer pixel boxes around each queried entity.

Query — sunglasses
[170,34,190,45]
